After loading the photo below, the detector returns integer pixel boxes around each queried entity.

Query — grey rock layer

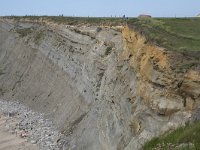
[0,19,193,150]
[0,100,64,150]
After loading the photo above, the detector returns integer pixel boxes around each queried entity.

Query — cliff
[0,17,199,150]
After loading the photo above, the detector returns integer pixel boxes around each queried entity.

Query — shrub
[0,67,4,76]
[34,31,45,45]
[15,28,33,37]
[105,46,112,55]
[96,27,102,32]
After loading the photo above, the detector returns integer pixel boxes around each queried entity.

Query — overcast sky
[0,0,200,17]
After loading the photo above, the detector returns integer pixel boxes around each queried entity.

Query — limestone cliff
[0,18,199,150]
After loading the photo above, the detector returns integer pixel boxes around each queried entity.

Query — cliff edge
[0,17,199,150]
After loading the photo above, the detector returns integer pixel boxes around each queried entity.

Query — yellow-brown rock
[122,25,200,115]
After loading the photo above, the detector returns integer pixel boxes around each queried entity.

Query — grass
[5,16,200,54]
[34,31,45,45]
[127,17,200,53]
[3,16,127,26]
[15,28,33,37]
[177,61,199,71]
[143,121,200,150]
[15,27,45,44]
[48,16,126,26]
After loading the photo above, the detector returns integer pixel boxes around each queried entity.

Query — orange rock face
[121,25,200,115]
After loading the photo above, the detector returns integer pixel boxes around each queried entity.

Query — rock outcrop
[0,18,199,150]
[122,26,200,115]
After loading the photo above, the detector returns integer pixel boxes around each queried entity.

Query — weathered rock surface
[0,18,199,150]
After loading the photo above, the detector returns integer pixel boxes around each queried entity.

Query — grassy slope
[143,121,200,150]
[127,18,200,53]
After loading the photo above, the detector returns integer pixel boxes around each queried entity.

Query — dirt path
[0,115,38,150]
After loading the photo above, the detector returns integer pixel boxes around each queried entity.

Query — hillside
[128,18,200,53]
[0,17,199,150]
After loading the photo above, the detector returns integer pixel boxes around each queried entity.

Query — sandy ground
[0,115,38,150]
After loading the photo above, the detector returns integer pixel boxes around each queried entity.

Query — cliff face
[122,26,200,116]
[121,26,200,150]
[0,18,199,150]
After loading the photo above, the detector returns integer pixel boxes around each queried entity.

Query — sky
[0,0,200,17]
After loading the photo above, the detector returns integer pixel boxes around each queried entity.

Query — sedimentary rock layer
[0,18,199,150]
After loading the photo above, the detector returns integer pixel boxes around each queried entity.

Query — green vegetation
[5,16,200,53]
[34,31,45,45]
[105,46,113,55]
[177,60,199,71]
[143,121,200,150]
[4,16,127,26]
[0,66,4,76]
[15,28,33,37]
[0,71,3,76]
[15,26,45,44]
[49,16,126,25]
[96,27,102,32]
[127,18,200,53]
[0,88,3,95]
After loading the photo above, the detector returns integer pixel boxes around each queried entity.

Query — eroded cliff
[122,26,200,115]
[0,18,199,150]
